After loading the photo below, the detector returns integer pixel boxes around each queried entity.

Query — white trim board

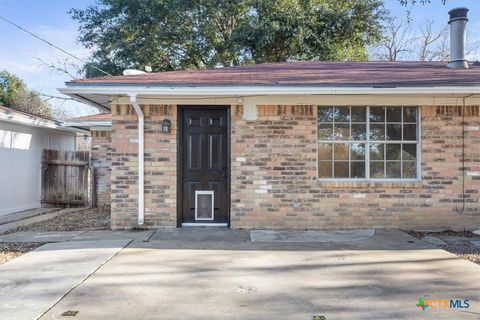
[115,95,480,106]
[60,85,480,96]
[182,223,228,227]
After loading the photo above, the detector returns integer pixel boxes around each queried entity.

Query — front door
[179,107,229,225]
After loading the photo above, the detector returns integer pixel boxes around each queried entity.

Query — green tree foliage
[0,70,52,118]
[71,0,386,77]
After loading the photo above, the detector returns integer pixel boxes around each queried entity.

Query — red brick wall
[91,130,111,207]
[111,104,176,229]
[110,104,480,230]
[231,105,480,230]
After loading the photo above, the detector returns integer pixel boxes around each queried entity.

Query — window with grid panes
[317,106,419,180]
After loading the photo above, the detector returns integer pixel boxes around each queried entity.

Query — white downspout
[129,94,144,225]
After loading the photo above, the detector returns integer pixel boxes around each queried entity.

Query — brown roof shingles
[69,113,111,121]
[68,61,480,87]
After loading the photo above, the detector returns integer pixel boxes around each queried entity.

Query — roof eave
[61,91,111,113]
[0,111,87,133]
[60,84,480,97]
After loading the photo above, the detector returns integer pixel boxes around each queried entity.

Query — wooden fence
[41,149,91,207]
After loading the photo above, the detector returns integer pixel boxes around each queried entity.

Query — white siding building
[0,106,80,215]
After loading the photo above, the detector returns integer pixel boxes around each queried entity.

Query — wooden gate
[41,149,91,206]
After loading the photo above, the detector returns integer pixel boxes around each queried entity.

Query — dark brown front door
[179,107,229,225]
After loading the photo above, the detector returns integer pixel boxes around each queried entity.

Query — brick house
[60,59,480,231]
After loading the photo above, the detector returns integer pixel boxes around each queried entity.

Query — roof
[63,112,111,130]
[69,113,111,121]
[0,105,84,133]
[0,105,59,122]
[68,61,480,87]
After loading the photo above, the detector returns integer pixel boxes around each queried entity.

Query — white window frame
[316,106,421,182]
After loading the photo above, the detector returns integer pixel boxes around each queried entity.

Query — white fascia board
[89,126,111,131]
[63,121,112,128]
[59,85,480,96]
[0,112,84,133]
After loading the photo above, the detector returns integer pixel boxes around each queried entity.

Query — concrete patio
[1,229,479,320]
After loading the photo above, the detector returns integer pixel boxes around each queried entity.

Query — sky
[0,0,479,117]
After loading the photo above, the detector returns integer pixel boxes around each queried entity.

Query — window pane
[318,123,333,140]
[370,161,384,178]
[386,162,401,178]
[351,107,366,122]
[318,162,333,178]
[403,162,417,179]
[334,124,350,140]
[351,143,365,160]
[402,144,416,161]
[370,107,385,122]
[370,143,384,160]
[334,107,350,122]
[317,106,419,181]
[334,143,349,160]
[403,124,417,141]
[351,124,366,140]
[369,124,385,140]
[318,107,334,122]
[386,107,402,122]
[318,143,332,160]
[403,107,417,122]
[351,162,365,178]
[386,124,402,140]
[334,162,349,178]
[386,143,401,160]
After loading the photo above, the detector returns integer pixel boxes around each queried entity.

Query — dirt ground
[7,207,111,233]
[0,242,42,265]
[0,207,110,265]
[406,230,480,265]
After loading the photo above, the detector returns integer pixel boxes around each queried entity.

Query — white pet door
[195,191,214,221]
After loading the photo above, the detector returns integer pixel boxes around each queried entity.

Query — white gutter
[59,85,480,96]
[129,94,145,225]
[0,112,58,129]
[0,110,85,133]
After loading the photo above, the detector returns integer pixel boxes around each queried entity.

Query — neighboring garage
[0,105,80,215]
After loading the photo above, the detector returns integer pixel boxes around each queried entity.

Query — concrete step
[0,230,154,243]
[0,208,60,225]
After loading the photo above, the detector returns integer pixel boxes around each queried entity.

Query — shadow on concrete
[36,230,480,320]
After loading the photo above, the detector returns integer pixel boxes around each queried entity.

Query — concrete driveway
[33,229,480,320]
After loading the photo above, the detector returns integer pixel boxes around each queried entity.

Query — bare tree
[416,20,448,61]
[370,17,414,61]
[371,15,479,62]
[466,38,480,62]
[35,57,82,80]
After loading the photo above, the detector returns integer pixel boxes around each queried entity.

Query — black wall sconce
[162,119,171,133]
